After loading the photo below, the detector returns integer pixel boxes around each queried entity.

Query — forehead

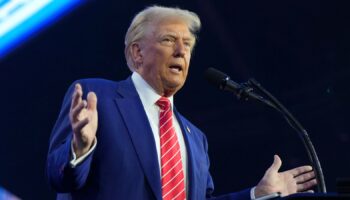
[147,18,194,39]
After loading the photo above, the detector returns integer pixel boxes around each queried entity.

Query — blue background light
[0,0,83,59]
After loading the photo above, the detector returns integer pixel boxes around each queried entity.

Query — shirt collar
[131,72,174,108]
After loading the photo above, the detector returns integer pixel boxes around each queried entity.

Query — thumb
[267,155,282,174]
[87,92,98,111]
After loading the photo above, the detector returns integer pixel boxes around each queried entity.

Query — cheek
[185,54,191,67]
[153,51,169,67]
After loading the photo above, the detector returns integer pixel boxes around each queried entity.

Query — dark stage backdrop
[0,1,348,199]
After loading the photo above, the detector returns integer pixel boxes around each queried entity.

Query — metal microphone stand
[235,79,326,193]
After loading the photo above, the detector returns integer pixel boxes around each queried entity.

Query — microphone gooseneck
[204,67,327,193]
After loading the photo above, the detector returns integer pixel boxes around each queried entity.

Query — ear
[130,42,143,69]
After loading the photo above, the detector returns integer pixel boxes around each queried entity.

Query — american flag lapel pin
[186,126,191,133]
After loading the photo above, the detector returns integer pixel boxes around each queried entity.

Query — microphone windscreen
[204,67,228,88]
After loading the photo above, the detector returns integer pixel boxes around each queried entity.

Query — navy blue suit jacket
[47,77,251,200]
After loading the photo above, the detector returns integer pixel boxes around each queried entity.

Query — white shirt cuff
[70,138,97,168]
[252,187,281,200]
[250,186,256,199]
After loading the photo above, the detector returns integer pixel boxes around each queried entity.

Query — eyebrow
[159,31,194,41]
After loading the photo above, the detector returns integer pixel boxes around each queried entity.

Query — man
[47,5,317,200]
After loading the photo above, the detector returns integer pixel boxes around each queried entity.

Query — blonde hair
[124,5,201,71]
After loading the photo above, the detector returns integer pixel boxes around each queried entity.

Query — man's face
[134,19,195,97]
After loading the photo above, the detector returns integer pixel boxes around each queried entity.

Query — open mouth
[169,64,183,72]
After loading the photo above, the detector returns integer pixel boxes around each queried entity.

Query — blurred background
[0,0,348,199]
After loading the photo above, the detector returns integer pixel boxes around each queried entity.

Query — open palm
[69,83,98,158]
[255,155,317,198]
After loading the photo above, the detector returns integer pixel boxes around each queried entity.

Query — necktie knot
[156,97,171,110]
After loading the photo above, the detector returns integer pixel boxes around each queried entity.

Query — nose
[173,40,186,58]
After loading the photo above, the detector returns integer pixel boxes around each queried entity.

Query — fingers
[297,179,317,192]
[71,84,83,110]
[70,84,84,124]
[69,83,97,131]
[71,100,87,122]
[72,117,90,134]
[295,170,317,192]
[267,155,282,174]
[295,171,315,183]
[288,165,313,177]
[87,92,97,111]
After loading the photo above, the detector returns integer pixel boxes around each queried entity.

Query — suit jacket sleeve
[46,81,95,192]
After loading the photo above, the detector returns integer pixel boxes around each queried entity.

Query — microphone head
[204,67,229,89]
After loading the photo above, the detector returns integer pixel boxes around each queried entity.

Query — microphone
[204,67,263,102]
[204,67,327,193]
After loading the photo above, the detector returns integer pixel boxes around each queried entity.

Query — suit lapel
[114,78,162,200]
[174,109,196,200]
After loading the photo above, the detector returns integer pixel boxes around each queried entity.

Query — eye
[183,41,194,50]
[161,37,175,45]
[184,42,192,48]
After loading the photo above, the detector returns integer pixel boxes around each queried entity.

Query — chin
[171,80,185,89]
[163,83,184,96]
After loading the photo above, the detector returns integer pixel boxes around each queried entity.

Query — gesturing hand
[69,83,98,158]
[255,155,317,198]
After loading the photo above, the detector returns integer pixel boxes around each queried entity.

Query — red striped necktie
[156,97,186,200]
